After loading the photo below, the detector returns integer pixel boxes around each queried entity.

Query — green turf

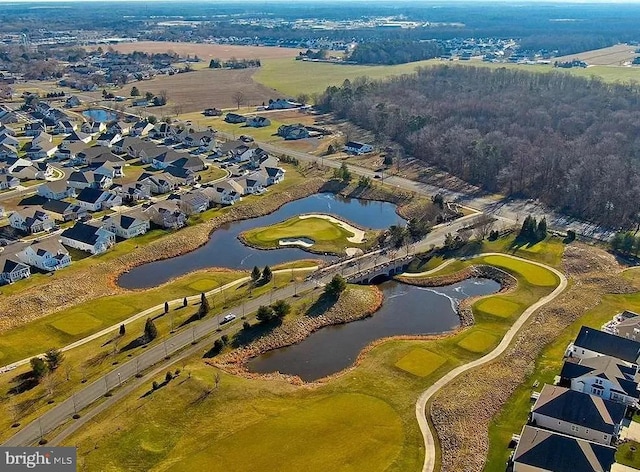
[482,255,559,287]
[474,298,521,319]
[617,441,640,470]
[395,349,447,377]
[457,331,498,353]
[178,393,403,472]
[49,312,103,336]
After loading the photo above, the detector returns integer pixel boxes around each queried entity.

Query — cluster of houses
[508,317,640,472]
[0,115,287,285]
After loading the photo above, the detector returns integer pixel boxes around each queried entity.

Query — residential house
[60,222,115,255]
[260,166,285,186]
[0,124,17,137]
[101,213,150,239]
[61,130,92,146]
[76,188,122,212]
[511,425,616,472]
[67,170,112,190]
[182,130,216,151]
[95,131,121,147]
[151,122,178,139]
[566,326,640,364]
[38,180,74,202]
[53,120,77,135]
[224,113,246,124]
[115,138,164,162]
[234,176,264,195]
[277,124,310,140]
[0,254,30,284]
[130,121,155,137]
[0,174,19,189]
[246,116,271,128]
[17,239,71,272]
[145,201,187,229]
[150,149,185,169]
[109,121,131,136]
[81,122,106,135]
[112,182,151,203]
[0,109,19,124]
[26,132,58,159]
[9,208,55,233]
[132,99,149,107]
[172,190,209,215]
[24,121,46,137]
[164,165,197,185]
[344,141,374,155]
[203,108,222,116]
[603,310,640,340]
[0,133,19,148]
[201,180,243,205]
[93,161,124,179]
[0,144,18,160]
[65,96,81,108]
[42,200,88,222]
[55,141,87,162]
[267,98,300,110]
[138,173,180,195]
[529,385,625,445]
[560,355,640,406]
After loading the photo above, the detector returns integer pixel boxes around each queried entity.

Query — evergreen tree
[251,266,261,283]
[119,324,125,336]
[537,217,547,240]
[144,318,158,342]
[130,86,140,97]
[198,294,210,319]
[262,265,273,283]
[44,349,64,371]
[272,300,291,319]
[164,301,169,314]
[30,357,47,380]
[256,305,275,323]
[324,275,347,297]
[183,297,188,307]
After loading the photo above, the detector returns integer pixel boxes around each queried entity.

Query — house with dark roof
[24,121,46,137]
[277,123,310,140]
[246,116,271,128]
[145,201,186,229]
[512,425,616,472]
[42,200,88,222]
[224,113,246,124]
[130,121,155,137]
[259,166,285,186]
[530,385,625,445]
[0,133,19,148]
[234,176,265,195]
[9,208,55,234]
[0,254,30,284]
[67,170,112,190]
[0,174,19,190]
[17,239,71,272]
[76,188,122,212]
[61,130,92,145]
[60,222,115,254]
[171,190,209,215]
[113,137,160,161]
[344,141,374,155]
[53,120,77,135]
[101,213,150,239]
[0,124,17,137]
[566,326,640,364]
[560,355,640,407]
[200,180,243,206]
[81,121,106,135]
[95,132,121,148]
[37,180,75,200]
[112,182,151,203]
[138,173,180,195]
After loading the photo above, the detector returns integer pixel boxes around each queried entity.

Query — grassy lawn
[483,287,640,470]
[617,441,640,469]
[241,215,374,255]
[198,165,227,183]
[61,253,559,472]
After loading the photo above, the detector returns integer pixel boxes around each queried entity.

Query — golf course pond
[247,278,501,382]
[119,193,405,289]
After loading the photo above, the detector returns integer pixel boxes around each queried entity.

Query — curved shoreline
[213,268,511,386]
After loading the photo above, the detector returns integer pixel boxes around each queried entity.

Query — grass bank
[62,252,559,472]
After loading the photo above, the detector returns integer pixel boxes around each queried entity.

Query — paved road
[414,253,568,472]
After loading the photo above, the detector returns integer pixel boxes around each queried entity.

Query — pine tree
[537,217,547,241]
[198,295,210,319]
[44,348,64,371]
[30,357,47,380]
[183,297,188,307]
[262,265,273,283]
[256,305,275,323]
[119,324,125,336]
[164,301,169,314]
[272,300,291,318]
[251,266,261,283]
[144,318,158,342]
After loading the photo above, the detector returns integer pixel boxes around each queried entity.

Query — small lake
[119,193,405,290]
[82,108,118,122]
[247,278,501,382]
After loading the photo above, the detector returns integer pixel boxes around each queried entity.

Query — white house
[344,141,374,155]
[95,132,122,147]
[138,173,180,195]
[76,188,122,212]
[201,180,243,205]
[9,208,55,234]
[0,255,31,284]
[81,122,106,135]
[67,171,112,190]
[37,180,75,200]
[101,213,150,239]
[53,120,77,135]
[112,182,151,203]
[565,326,640,364]
[17,239,71,272]
[60,222,115,255]
[93,161,124,179]
[530,385,625,445]
[61,130,92,145]
[259,166,285,186]
[512,425,616,472]
[560,355,640,406]
[145,201,187,229]
[130,121,155,137]
[234,176,264,195]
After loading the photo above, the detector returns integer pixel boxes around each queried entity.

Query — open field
[554,44,638,66]
[62,250,560,472]
[88,42,303,61]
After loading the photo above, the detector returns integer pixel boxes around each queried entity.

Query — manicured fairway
[395,349,447,377]
[457,331,498,353]
[179,393,404,472]
[474,298,521,319]
[482,255,558,287]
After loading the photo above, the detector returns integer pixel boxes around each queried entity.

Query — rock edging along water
[212,285,384,385]
[0,177,327,333]
[396,265,517,327]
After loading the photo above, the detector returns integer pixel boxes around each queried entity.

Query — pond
[119,193,405,290]
[247,278,500,382]
[82,108,118,123]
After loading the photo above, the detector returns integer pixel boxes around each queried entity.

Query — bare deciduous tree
[232,91,245,110]
[474,214,496,240]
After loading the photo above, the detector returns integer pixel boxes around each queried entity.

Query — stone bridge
[346,255,414,284]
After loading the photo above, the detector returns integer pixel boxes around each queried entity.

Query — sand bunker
[278,237,315,248]
[299,214,366,243]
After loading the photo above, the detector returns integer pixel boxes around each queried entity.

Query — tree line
[348,40,443,65]
[318,66,640,229]
[208,58,261,69]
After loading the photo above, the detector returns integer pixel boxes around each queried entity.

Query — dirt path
[414,253,568,472]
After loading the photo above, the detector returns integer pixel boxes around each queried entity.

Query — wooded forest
[349,40,443,65]
[318,66,640,228]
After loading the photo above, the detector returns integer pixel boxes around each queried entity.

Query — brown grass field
[88,41,303,60]
[554,44,637,66]
[115,68,280,113]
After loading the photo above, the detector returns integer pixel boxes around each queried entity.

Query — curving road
[415,253,568,472]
